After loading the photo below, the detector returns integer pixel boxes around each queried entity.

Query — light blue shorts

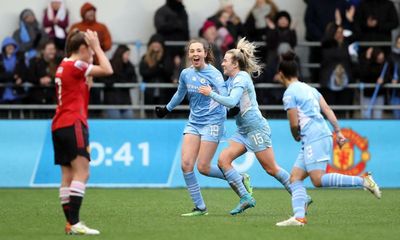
[183,122,224,142]
[294,136,332,172]
[230,125,272,152]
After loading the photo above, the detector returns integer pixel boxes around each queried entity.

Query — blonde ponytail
[227,37,262,77]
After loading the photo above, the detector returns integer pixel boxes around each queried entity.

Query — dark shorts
[52,121,90,166]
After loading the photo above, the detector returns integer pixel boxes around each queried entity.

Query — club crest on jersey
[200,78,207,84]
[326,128,370,176]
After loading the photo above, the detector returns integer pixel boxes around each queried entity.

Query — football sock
[290,180,307,219]
[274,168,292,194]
[183,171,206,210]
[206,165,225,179]
[321,173,363,187]
[69,181,86,225]
[59,187,70,223]
[224,168,248,198]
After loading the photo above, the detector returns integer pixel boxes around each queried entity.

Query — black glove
[227,106,240,118]
[155,106,170,118]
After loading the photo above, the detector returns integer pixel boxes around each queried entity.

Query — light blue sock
[183,171,206,210]
[290,181,307,219]
[224,168,249,198]
[274,168,292,194]
[321,173,364,187]
[206,165,225,179]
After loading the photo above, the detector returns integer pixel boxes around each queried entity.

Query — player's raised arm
[84,30,113,77]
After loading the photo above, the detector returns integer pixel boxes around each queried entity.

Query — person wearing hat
[69,2,112,52]
[139,34,174,106]
[12,9,49,65]
[43,0,69,51]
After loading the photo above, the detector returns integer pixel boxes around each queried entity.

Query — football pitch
[1,188,399,240]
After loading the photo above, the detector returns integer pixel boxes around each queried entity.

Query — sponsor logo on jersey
[327,128,370,176]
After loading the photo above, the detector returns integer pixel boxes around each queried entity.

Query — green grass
[1,188,399,240]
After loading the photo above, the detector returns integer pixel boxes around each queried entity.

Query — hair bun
[281,51,296,61]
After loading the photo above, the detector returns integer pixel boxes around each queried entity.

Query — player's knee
[218,153,231,169]
[311,177,322,187]
[265,167,278,176]
[181,160,194,173]
[197,164,209,176]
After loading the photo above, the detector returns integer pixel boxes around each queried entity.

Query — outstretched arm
[199,85,243,108]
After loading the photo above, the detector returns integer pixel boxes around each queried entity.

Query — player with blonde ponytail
[199,38,311,215]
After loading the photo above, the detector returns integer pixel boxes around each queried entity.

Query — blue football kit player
[155,38,229,216]
[275,51,381,227]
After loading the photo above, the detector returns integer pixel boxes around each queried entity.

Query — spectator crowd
[1,0,399,119]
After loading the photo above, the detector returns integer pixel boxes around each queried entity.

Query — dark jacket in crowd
[103,61,137,105]
[353,0,399,42]
[28,55,62,104]
[305,0,349,41]
[360,50,390,97]
[139,55,173,105]
[266,11,297,52]
[320,40,353,87]
[154,0,189,42]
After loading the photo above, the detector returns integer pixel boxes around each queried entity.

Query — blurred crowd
[1,0,399,119]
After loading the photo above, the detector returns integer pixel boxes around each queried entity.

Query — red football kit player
[51,30,112,235]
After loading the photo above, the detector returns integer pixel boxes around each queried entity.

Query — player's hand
[84,30,100,50]
[198,85,212,96]
[227,106,240,118]
[155,106,169,118]
[336,131,347,148]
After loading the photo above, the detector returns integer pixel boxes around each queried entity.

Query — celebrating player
[275,51,381,227]
[52,29,113,234]
[198,38,305,215]
[155,38,232,216]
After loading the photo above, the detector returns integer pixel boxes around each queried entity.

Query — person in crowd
[12,9,49,66]
[209,0,243,44]
[275,51,381,227]
[245,0,278,42]
[353,0,398,54]
[43,0,69,51]
[28,40,62,106]
[154,0,189,63]
[139,34,174,106]
[209,10,235,54]
[304,0,354,83]
[0,37,28,104]
[359,47,389,119]
[103,44,137,119]
[69,2,112,52]
[244,0,279,63]
[319,22,354,116]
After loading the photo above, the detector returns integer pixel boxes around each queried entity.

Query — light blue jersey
[210,71,268,134]
[166,64,227,125]
[282,81,332,144]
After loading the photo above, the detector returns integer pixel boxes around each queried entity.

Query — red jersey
[52,58,93,131]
